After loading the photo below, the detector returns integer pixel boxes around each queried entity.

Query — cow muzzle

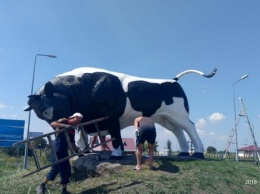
[42,107,53,120]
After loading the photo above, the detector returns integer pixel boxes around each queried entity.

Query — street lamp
[233,74,249,162]
[245,139,248,157]
[23,54,57,169]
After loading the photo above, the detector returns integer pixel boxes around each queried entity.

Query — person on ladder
[36,113,83,194]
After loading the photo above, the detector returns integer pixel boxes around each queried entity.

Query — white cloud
[196,128,206,136]
[209,131,216,136]
[0,114,8,118]
[220,135,228,140]
[0,103,7,109]
[208,112,225,122]
[9,114,18,118]
[0,113,18,119]
[195,118,206,129]
[195,118,206,137]
[0,103,16,119]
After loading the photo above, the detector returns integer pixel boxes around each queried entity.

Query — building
[238,145,260,157]
[158,149,170,156]
[90,137,136,154]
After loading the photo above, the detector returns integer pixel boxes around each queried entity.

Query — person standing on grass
[133,116,156,170]
[36,113,83,194]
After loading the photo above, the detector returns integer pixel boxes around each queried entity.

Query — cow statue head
[24,81,72,123]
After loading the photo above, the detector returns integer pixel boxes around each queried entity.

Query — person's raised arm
[50,118,70,129]
[134,117,142,137]
[50,121,64,129]
[134,117,140,129]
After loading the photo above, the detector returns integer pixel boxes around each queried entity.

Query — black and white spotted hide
[25,67,217,158]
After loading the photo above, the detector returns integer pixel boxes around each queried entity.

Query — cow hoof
[110,155,123,160]
[177,152,190,156]
[192,153,205,159]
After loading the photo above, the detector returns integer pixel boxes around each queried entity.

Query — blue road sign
[0,119,25,147]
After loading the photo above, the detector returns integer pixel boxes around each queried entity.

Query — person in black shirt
[133,116,156,170]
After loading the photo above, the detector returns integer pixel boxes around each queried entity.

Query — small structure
[90,137,136,154]
[238,145,260,157]
[158,149,170,156]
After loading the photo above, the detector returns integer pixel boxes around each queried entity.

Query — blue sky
[0,1,260,151]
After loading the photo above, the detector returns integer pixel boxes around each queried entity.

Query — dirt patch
[71,152,203,181]
[71,151,136,180]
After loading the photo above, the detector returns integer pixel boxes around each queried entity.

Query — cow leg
[178,119,204,158]
[108,119,124,159]
[173,128,190,156]
[110,131,124,159]
[156,99,203,157]
[158,120,189,156]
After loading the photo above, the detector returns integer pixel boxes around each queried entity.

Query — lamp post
[23,54,57,169]
[245,139,248,157]
[233,74,249,162]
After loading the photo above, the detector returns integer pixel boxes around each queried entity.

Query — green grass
[1,152,260,194]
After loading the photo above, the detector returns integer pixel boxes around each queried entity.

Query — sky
[0,1,260,152]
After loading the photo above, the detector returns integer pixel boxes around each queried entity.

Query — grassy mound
[1,153,260,194]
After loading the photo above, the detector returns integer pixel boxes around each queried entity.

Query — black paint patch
[126,81,189,116]
[28,72,127,149]
[48,72,126,120]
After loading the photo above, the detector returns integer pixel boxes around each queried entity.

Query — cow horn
[24,106,32,111]
[24,95,40,111]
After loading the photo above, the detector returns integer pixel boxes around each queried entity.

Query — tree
[167,139,172,155]
[143,141,158,153]
[1,145,33,156]
[33,138,48,149]
[1,147,19,156]
[207,146,217,154]
[153,141,158,152]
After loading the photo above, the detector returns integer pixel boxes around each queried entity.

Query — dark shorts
[136,125,156,146]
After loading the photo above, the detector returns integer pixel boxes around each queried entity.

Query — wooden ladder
[13,116,114,177]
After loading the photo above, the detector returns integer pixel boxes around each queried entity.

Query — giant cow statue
[25,67,217,158]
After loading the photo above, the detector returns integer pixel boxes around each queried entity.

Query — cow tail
[173,68,217,81]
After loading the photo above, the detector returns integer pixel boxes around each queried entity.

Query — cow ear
[28,94,41,100]
[44,82,54,97]
[25,95,40,111]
